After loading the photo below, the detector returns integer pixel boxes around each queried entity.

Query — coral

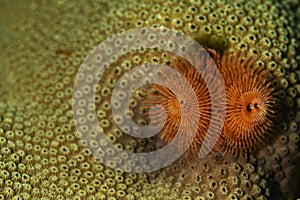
[0,0,299,200]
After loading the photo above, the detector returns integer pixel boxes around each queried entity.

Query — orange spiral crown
[144,49,277,157]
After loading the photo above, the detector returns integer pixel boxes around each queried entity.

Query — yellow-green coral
[0,0,300,199]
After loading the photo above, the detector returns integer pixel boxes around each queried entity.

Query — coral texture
[0,0,300,199]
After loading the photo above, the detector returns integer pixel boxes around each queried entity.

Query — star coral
[0,0,299,199]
